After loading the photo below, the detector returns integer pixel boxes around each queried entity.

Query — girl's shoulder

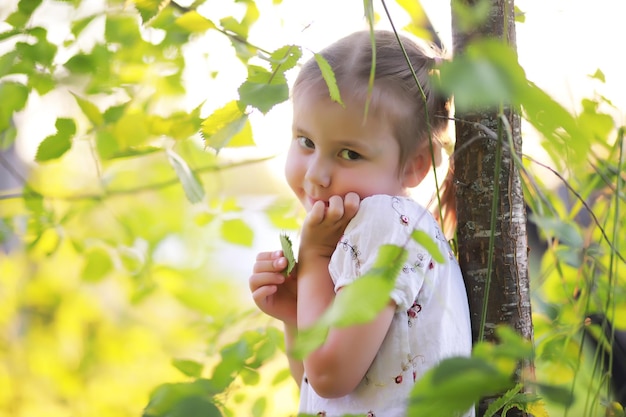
[354,194,434,230]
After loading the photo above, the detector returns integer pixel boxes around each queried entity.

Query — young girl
[249,30,473,417]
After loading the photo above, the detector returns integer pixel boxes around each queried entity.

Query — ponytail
[433,159,457,240]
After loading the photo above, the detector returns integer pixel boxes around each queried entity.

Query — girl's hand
[300,192,360,259]
[249,250,298,326]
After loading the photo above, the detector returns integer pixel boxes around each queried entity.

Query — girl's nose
[305,156,331,188]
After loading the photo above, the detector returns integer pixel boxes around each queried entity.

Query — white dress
[299,195,474,417]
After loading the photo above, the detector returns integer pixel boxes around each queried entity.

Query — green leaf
[143,380,220,416]
[175,11,216,33]
[166,149,205,204]
[268,45,302,73]
[27,72,55,95]
[252,397,267,417]
[409,356,513,416]
[105,15,141,46]
[133,0,171,24]
[292,244,406,358]
[15,35,57,68]
[239,367,260,385]
[451,0,491,33]
[0,81,29,131]
[71,14,98,38]
[0,50,19,78]
[491,325,534,360]
[172,359,203,378]
[103,103,128,124]
[528,214,584,248]
[64,52,98,74]
[201,101,253,151]
[81,247,113,282]
[411,230,445,263]
[484,383,524,417]
[579,98,614,141]
[531,381,575,407]
[0,125,17,149]
[238,66,289,114]
[6,0,43,28]
[210,338,252,390]
[161,396,221,417]
[313,53,343,106]
[396,0,436,42]
[35,118,76,162]
[279,233,296,276]
[95,129,120,160]
[113,111,150,148]
[520,82,589,166]
[72,93,104,126]
[220,219,253,246]
[149,106,202,141]
[220,16,248,38]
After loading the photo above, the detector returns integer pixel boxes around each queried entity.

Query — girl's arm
[296,193,396,398]
[284,323,304,387]
[297,252,395,398]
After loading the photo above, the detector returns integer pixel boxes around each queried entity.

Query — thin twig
[0,155,275,202]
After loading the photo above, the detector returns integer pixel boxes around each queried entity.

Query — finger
[256,250,283,261]
[326,195,345,222]
[343,192,360,219]
[249,272,285,291]
[252,285,278,303]
[307,200,326,225]
[252,256,287,274]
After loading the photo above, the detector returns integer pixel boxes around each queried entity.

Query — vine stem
[478,108,505,343]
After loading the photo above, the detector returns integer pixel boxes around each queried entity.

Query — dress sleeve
[328,195,434,311]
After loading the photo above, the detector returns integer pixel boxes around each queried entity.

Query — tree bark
[451,1,534,416]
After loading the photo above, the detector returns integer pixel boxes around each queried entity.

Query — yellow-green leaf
[201,101,253,151]
[411,230,445,263]
[133,0,171,24]
[72,92,104,126]
[313,53,343,106]
[35,118,76,162]
[220,219,253,246]
[175,10,216,33]
[166,149,205,204]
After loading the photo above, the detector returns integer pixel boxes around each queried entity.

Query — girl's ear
[402,152,429,188]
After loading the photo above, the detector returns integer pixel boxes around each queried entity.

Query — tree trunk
[451,1,534,416]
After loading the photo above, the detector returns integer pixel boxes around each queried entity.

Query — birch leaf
[166,149,204,204]
[279,233,296,276]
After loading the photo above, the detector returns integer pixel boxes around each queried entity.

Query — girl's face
[286,90,412,212]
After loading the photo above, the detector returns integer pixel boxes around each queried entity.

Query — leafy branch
[0,153,275,202]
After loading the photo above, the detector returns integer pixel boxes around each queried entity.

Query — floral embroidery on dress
[407,300,422,326]
[391,197,410,226]
[402,262,416,274]
[433,220,446,242]
[339,236,361,273]
[414,251,427,268]
[393,354,423,385]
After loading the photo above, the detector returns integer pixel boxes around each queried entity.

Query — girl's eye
[339,149,362,161]
[297,136,315,149]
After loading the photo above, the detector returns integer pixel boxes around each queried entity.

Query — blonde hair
[292,30,456,234]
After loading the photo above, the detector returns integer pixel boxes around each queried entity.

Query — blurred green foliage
[0,0,624,416]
